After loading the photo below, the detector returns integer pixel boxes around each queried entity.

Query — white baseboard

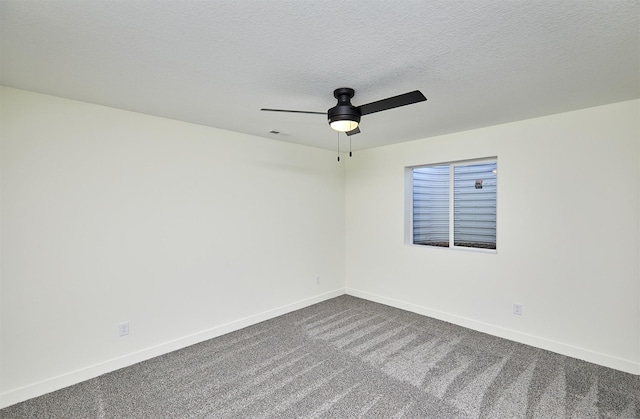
[0,288,345,409]
[346,288,640,376]
[4,286,636,409]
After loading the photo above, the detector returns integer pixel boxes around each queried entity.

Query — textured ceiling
[1,1,638,152]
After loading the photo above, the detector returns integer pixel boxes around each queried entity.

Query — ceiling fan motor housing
[328,88,361,126]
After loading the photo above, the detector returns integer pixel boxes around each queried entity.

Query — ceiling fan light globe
[330,120,359,132]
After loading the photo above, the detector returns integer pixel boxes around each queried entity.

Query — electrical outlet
[316,275,321,285]
[119,321,129,336]
[513,303,523,316]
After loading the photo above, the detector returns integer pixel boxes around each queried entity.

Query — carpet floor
[2,295,639,418]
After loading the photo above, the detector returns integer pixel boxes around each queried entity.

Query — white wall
[0,87,346,407]
[345,100,640,374]
[2,88,639,409]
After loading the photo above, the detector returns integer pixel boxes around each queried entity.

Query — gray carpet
[2,295,639,418]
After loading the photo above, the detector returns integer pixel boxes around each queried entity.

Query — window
[411,159,497,250]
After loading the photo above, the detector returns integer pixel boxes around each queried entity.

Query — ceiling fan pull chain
[349,136,352,157]
[337,131,340,162]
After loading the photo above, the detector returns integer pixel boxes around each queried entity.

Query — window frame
[405,157,497,253]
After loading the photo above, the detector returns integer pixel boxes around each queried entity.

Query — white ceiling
[1,1,638,152]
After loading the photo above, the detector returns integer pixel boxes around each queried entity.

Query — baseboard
[346,288,640,376]
[0,288,345,409]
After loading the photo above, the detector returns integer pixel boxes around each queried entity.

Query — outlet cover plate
[119,321,129,336]
[513,303,523,316]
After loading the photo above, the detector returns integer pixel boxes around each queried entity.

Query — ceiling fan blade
[346,127,360,136]
[358,90,427,116]
[260,108,325,115]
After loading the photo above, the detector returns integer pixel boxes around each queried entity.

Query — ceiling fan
[261,88,427,136]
